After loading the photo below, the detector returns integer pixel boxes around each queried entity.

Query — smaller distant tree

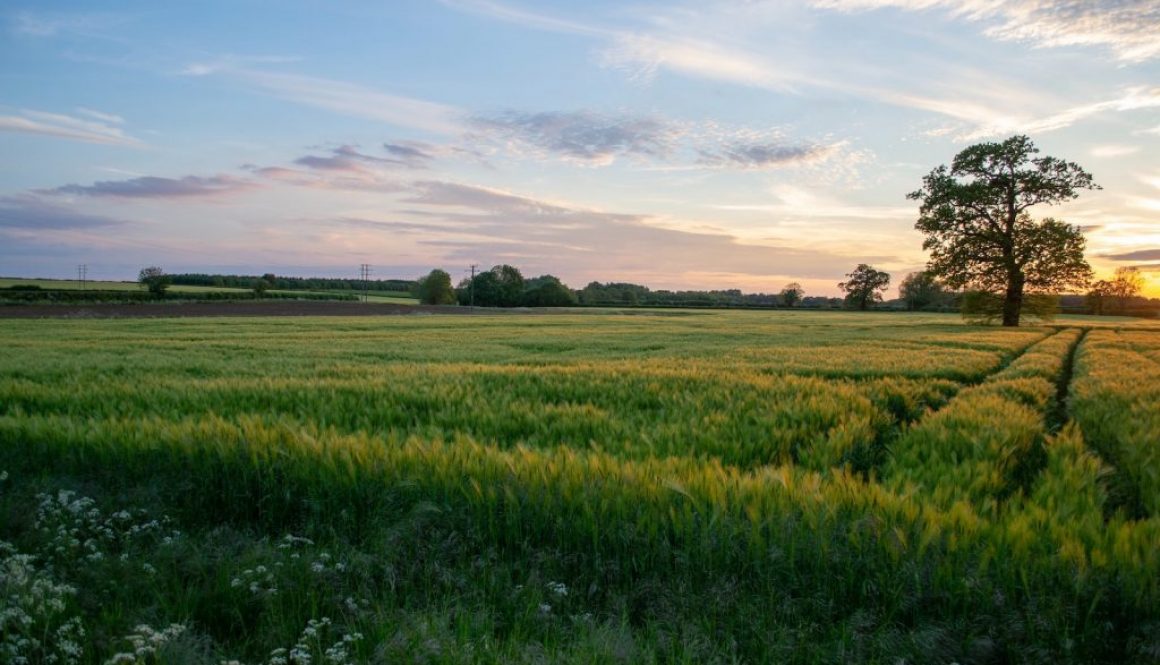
[838,264,890,311]
[416,269,457,305]
[491,264,525,307]
[1086,279,1113,315]
[138,266,171,296]
[463,264,525,307]
[252,277,271,297]
[899,271,948,311]
[780,282,804,308]
[523,275,577,307]
[1109,266,1143,314]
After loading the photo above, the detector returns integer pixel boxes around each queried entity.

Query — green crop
[1,311,1157,663]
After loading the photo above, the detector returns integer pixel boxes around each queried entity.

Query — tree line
[167,272,416,294]
[413,266,845,309]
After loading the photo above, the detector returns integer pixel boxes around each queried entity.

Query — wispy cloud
[811,0,1160,62]
[713,184,914,221]
[248,164,408,193]
[0,195,127,229]
[0,109,142,146]
[293,145,409,172]
[436,0,607,38]
[179,54,302,77]
[466,108,852,171]
[898,85,1160,140]
[42,175,255,199]
[471,111,677,165]
[9,10,131,38]
[1104,248,1160,261]
[383,141,438,167]
[600,33,804,92]
[698,140,844,169]
[228,69,464,135]
[1091,144,1140,158]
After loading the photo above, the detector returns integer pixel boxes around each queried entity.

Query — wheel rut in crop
[1068,330,1155,520]
[1049,328,1086,433]
[847,329,1063,484]
[876,328,1081,509]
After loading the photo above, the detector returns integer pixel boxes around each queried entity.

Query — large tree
[838,264,890,310]
[909,135,1096,326]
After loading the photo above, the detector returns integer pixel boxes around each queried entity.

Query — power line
[359,263,371,302]
[77,264,87,290]
[468,264,477,310]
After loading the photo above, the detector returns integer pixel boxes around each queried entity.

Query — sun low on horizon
[1,0,1158,298]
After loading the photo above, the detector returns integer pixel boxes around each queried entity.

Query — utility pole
[77,264,87,290]
[359,263,371,302]
[468,264,477,310]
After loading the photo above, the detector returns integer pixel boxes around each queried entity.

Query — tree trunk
[1002,273,1025,327]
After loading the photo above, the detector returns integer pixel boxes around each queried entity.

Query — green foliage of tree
[838,264,890,311]
[252,278,271,297]
[1089,267,1147,316]
[416,269,457,305]
[523,275,577,307]
[578,282,646,306]
[909,135,1096,327]
[961,290,1058,325]
[899,271,950,311]
[460,265,525,307]
[1110,266,1144,314]
[780,282,804,308]
[137,266,171,296]
[1086,279,1112,315]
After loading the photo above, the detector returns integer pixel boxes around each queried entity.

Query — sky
[1,0,1159,297]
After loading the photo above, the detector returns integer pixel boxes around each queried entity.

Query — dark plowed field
[0,301,480,318]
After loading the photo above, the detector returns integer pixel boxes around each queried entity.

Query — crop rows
[883,328,1083,514]
[1,312,1157,663]
[1068,329,1160,517]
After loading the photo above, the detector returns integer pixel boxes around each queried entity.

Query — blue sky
[2,0,1158,296]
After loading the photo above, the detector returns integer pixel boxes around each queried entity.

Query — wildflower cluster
[220,617,363,665]
[231,564,279,597]
[104,623,187,664]
[34,489,181,565]
[229,534,350,601]
[0,539,86,664]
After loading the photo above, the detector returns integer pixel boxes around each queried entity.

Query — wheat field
[2,311,1157,663]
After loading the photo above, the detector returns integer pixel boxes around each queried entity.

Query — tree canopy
[459,265,526,307]
[523,275,577,307]
[899,271,949,311]
[137,266,171,296]
[780,282,804,308]
[838,264,890,311]
[909,135,1096,326]
[416,269,457,305]
[1089,267,1145,315]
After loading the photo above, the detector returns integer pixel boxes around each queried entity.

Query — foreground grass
[1,311,1158,663]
